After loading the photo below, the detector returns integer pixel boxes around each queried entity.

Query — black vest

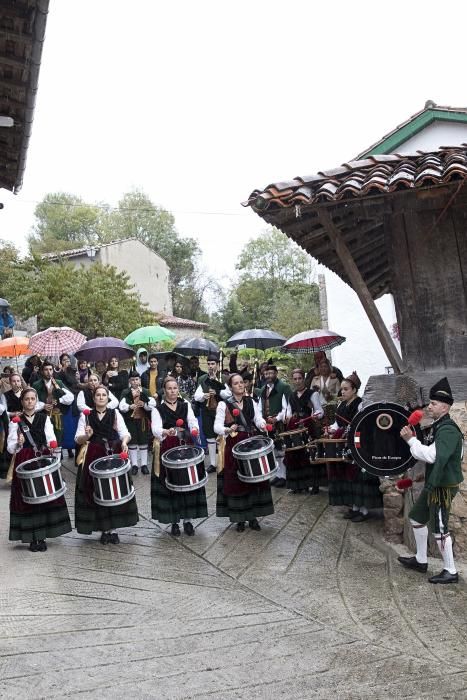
[158,399,189,429]
[4,389,22,413]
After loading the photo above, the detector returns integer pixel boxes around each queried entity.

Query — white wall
[394,120,467,154]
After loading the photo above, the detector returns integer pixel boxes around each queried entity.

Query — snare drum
[309,438,347,463]
[89,455,135,507]
[232,436,278,483]
[162,445,207,492]
[16,455,67,505]
[277,427,309,452]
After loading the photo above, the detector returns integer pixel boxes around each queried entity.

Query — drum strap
[226,400,250,433]
[18,420,40,455]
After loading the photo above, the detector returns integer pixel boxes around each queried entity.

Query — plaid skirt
[151,474,208,524]
[216,472,274,523]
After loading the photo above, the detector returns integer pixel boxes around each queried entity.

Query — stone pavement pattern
[1,460,467,699]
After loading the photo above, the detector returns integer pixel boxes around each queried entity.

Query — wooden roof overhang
[0,0,49,193]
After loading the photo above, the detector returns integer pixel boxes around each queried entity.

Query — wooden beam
[318,209,405,374]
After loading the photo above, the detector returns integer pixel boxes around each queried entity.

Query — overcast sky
[2,0,467,287]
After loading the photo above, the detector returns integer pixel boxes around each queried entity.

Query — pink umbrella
[282,329,346,354]
[29,327,86,357]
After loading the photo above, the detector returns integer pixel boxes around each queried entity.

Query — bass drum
[348,401,423,478]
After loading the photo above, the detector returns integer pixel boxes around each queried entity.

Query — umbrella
[124,325,175,346]
[0,336,29,357]
[151,352,190,373]
[282,329,346,354]
[174,337,219,357]
[0,298,10,307]
[29,326,86,357]
[75,337,135,363]
[226,329,286,351]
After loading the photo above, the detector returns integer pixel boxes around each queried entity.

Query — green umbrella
[124,325,175,346]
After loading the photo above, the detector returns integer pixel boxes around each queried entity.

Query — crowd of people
[0,348,462,584]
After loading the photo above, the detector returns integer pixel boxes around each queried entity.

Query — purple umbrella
[74,337,135,363]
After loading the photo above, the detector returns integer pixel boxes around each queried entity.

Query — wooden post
[318,210,405,374]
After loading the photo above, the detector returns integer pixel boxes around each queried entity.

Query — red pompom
[408,409,423,426]
[176,418,184,427]
[232,408,240,416]
[265,424,273,432]
[83,408,91,416]
[191,428,199,437]
[396,478,413,490]
[11,416,21,424]
[120,451,129,460]
[49,440,58,449]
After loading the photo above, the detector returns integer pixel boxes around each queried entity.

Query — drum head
[164,445,204,462]
[235,437,270,454]
[92,456,126,472]
[348,402,422,477]
[21,457,55,472]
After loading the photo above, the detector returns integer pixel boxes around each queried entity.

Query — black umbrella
[174,337,220,357]
[152,352,190,373]
[226,329,286,351]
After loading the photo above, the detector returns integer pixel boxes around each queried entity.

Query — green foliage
[219,227,320,340]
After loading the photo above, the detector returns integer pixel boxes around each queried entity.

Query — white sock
[183,518,192,524]
[139,447,148,466]
[207,440,217,467]
[436,535,457,574]
[129,446,138,467]
[410,521,428,564]
[360,506,368,516]
[352,504,359,512]
[275,453,286,479]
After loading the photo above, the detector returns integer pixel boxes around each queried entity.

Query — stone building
[44,238,173,316]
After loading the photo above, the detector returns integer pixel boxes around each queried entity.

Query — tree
[219,227,320,338]
[3,256,155,339]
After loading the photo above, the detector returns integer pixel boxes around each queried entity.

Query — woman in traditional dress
[328,372,383,521]
[150,376,206,536]
[76,372,119,412]
[74,385,135,544]
[7,388,72,551]
[284,368,324,494]
[102,356,129,401]
[56,353,80,459]
[214,373,274,532]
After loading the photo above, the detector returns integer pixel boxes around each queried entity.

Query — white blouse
[150,400,199,441]
[119,394,156,413]
[214,399,266,436]
[76,389,119,412]
[74,409,130,442]
[7,415,56,454]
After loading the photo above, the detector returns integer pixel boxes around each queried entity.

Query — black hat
[129,369,140,379]
[429,377,453,405]
[207,354,219,362]
[267,359,278,372]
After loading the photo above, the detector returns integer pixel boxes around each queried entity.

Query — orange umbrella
[0,336,30,357]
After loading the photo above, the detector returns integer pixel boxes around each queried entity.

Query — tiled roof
[243,147,467,299]
[244,147,467,213]
[159,315,208,329]
[42,238,139,260]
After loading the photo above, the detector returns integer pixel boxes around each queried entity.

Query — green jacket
[259,378,291,416]
[425,416,464,490]
[33,378,68,414]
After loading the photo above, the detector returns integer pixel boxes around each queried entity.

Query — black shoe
[428,569,459,584]
[351,513,369,523]
[274,478,286,488]
[171,523,181,537]
[183,522,195,536]
[141,465,149,475]
[269,477,279,486]
[29,540,39,552]
[343,509,358,519]
[109,533,120,544]
[290,489,303,494]
[310,485,320,495]
[397,555,428,573]
[131,465,138,476]
[249,519,261,531]
[37,539,47,552]
[207,465,216,474]
[67,449,74,458]
[100,532,111,545]
[236,522,245,532]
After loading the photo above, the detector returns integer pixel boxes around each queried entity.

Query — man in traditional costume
[33,361,73,456]
[398,377,464,584]
[194,354,224,474]
[258,361,291,488]
[119,370,156,475]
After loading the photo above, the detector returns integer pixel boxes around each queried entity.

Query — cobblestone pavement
[1,458,467,699]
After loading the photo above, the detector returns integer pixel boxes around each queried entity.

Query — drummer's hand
[135,399,144,408]
[203,392,210,400]
[44,403,53,412]
[167,428,177,437]
[121,442,128,452]
[229,424,239,433]
[267,416,277,425]
[85,425,93,439]
[17,433,25,447]
[400,426,413,442]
